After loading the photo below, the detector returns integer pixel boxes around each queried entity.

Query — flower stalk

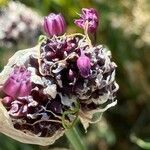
[65,127,86,150]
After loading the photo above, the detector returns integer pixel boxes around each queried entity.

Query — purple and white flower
[74,8,99,33]
[0,8,118,146]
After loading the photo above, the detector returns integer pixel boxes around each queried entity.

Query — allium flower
[0,8,118,146]
[43,13,66,37]
[74,8,99,33]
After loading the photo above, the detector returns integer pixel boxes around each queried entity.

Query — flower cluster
[0,8,118,145]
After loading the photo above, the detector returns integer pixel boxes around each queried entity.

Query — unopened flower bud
[77,52,91,78]
[43,13,66,37]
[2,96,13,106]
[74,8,99,33]
[3,66,32,98]
[68,69,75,81]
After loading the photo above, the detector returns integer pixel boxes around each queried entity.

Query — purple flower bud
[3,66,32,98]
[43,13,66,37]
[74,8,99,33]
[77,51,91,78]
[2,96,13,106]
[68,69,75,81]
[45,51,56,60]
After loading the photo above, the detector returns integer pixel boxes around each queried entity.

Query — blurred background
[0,0,149,149]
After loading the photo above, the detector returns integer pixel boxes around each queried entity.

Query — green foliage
[0,0,8,7]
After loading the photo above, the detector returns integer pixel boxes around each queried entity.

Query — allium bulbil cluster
[0,8,119,145]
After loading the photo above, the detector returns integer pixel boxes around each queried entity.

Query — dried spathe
[0,47,64,145]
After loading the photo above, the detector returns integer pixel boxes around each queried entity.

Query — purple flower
[77,50,91,78]
[3,66,32,98]
[74,8,99,33]
[43,13,66,37]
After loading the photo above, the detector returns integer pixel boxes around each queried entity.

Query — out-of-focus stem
[130,134,150,149]
[39,146,49,150]
[65,127,86,150]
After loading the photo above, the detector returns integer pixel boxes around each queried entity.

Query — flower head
[43,13,66,37]
[74,8,99,33]
[0,8,118,146]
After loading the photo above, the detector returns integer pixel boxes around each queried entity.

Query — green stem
[130,134,150,149]
[65,127,86,150]
[84,21,92,47]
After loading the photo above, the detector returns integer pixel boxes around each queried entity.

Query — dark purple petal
[68,69,75,81]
